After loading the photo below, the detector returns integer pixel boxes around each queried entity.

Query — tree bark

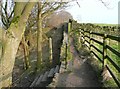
[37,2,42,71]
[22,36,30,70]
[0,2,36,88]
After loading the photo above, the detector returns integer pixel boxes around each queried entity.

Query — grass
[90,35,120,87]
[77,28,120,87]
[88,41,119,87]
[93,23,118,26]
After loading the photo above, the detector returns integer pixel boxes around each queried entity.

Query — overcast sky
[66,0,119,24]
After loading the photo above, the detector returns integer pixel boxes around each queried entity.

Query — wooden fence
[79,28,120,87]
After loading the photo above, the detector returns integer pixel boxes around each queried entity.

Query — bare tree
[1,0,31,70]
[46,10,73,28]
[36,1,69,71]
[0,1,37,88]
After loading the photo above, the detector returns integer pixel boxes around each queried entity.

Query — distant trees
[46,10,73,28]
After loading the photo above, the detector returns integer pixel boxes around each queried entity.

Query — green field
[93,23,118,26]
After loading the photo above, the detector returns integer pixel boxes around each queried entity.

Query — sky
[0,0,119,26]
[66,0,119,24]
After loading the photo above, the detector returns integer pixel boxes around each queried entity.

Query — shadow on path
[56,37,102,87]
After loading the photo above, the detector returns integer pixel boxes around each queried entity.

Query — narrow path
[55,37,102,87]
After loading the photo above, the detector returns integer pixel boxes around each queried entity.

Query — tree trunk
[0,2,36,88]
[37,2,42,71]
[22,36,30,70]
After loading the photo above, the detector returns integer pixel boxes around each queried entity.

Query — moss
[12,16,20,24]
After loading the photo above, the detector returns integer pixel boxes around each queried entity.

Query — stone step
[30,74,40,87]
[41,71,49,83]
[35,74,44,86]
[48,68,55,78]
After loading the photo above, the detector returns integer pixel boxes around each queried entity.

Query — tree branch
[99,0,110,9]
[41,2,65,19]
[8,9,14,20]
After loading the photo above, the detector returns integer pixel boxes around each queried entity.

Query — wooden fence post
[103,34,107,68]
[118,26,120,77]
[81,29,85,46]
[118,26,120,59]
[66,21,73,69]
[65,22,71,69]
[83,29,85,45]
[89,31,92,53]
[49,37,52,64]
[65,43,67,69]
[80,29,83,47]
[63,24,68,69]
[78,30,81,49]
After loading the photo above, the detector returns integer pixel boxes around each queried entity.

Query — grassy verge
[75,31,119,87]
[91,37,120,87]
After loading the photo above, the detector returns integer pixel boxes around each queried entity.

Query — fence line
[68,20,120,87]
[80,29,120,87]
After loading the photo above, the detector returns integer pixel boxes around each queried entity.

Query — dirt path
[55,37,102,87]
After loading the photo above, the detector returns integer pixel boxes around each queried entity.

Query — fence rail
[67,20,120,87]
[91,51,103,63]
[91,44,103,55]
[107,35,120,42]
[79,28,120,87]
[106,45,120,57]
[91,38,103,45]
[106,55,120,73]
